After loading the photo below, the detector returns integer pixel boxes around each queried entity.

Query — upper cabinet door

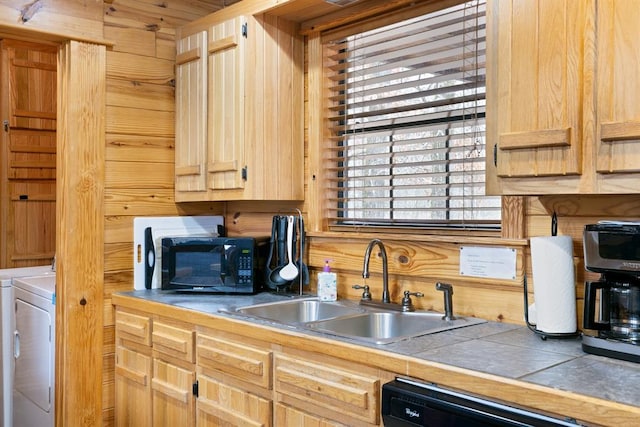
[207,16,246,192]
[486,0,593,194]
[175,11,304,202]
[175,31,208,195]
[596,0,640,185]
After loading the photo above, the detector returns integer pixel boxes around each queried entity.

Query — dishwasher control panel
[382,377,583,426]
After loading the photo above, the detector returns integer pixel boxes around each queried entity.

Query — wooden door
[196,375,271,427]
[115,347,152,427]
[0,39,56,268]
[152,358,195,427]
[596,0,640,182]
[207,16,246,192]
[486,0,592,193]
[175,31,208,199]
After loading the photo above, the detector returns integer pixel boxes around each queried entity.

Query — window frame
[306,0,501,236]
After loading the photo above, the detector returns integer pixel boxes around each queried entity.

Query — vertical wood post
[56,40,105,426]
[306,31,325,232]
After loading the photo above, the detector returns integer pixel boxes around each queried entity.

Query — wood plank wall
[3,1,640,425]
[102,2,233,423]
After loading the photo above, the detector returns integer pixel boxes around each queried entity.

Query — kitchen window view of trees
[325,0,500,228]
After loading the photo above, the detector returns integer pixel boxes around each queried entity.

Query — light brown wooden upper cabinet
[175,13,304,202]
[486,0,640,195]
[595,0,640,193]
[175,30,208,195]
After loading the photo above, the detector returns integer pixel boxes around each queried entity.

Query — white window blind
[324,0,500,228]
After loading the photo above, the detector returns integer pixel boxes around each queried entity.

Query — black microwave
[161,236,267,293]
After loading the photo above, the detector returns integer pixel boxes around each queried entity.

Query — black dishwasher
[382,377,583,426]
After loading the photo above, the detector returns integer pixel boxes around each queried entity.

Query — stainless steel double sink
[221,297,486,345]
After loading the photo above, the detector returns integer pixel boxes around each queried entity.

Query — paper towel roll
[530,235,577,334]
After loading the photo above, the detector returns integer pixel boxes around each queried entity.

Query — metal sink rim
[223,297,486,345]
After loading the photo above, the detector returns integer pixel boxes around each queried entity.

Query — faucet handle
[401,291,423,312]
[352,284,371,301]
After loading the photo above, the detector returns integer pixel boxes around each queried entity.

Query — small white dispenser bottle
[317,260,337,301]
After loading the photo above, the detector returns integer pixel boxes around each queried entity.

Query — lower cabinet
[114,305,389,426]
[197,376,271,426]
[114,309,152,427]
[274,403,349,427]
[114,346,152,427]
[152,358,196,426]
[196,328,274,426]
[274,353,382,426]
[151,317,197,427]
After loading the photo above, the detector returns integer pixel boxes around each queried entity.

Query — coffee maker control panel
[584,222,640,275]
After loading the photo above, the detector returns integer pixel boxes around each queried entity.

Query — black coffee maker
[583,222,640,362]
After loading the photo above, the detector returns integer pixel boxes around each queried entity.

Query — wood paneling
[106,162,174,189]
[106,79,174,112]
[0,0,104,43]
[106,106,175,138]
[104,26,157,56]
[2,1,240,426]
[102,1,228,423]
[7,2,640,426]
[106,134,174,164]
[106,51,175,84]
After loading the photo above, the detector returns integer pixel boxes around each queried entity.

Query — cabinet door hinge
[242,22,248,38]
[3,120,8,132]
[493,144,497,167]
[192,380,199,397]
[242,166,248,181]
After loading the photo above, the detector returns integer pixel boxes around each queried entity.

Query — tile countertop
[119,290,640,412]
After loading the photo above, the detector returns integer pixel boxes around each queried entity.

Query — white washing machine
[0,266,53,427]
[11,274,55,427]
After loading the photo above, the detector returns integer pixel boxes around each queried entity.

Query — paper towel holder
[523,275,579,340]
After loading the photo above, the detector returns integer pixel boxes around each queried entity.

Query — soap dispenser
[317,260,337,301]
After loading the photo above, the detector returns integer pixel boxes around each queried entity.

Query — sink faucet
[363,239,390,303]
[436,282,455,320]
[355,239,423,312]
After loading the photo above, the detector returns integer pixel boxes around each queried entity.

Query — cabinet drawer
[197,375,271,427]
[274,354,380,425]
[197,332,272,389]
[275,403,348,427]
[152,320,195,363]
[116,310,151,346]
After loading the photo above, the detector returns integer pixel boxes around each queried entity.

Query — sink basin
[307,311,486,344]
[224,297,487,345]
[233,298,364,324]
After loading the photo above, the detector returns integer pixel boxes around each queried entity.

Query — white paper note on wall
[459,246,516,280]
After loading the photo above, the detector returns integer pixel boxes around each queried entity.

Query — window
[324,0,500,229]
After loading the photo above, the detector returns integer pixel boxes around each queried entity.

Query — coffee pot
[584,276,640,343]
